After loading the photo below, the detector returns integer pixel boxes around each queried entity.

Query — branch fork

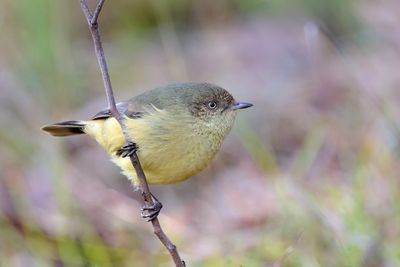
[78,1,185,266]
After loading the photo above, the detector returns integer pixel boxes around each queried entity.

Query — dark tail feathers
[41,120,86,137]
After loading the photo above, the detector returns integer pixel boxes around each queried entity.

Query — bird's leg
[141,193,163,221]
[117,142,161,220]
[117,141,138,158]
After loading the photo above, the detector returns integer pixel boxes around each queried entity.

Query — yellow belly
[83,113,222,186]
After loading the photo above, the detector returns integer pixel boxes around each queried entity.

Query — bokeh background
[1,0,400,266]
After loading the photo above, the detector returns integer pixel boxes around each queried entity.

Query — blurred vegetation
[1,0,400,266]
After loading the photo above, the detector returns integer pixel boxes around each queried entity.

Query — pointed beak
[230,102,253,110]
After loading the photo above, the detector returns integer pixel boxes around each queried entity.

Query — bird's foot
[141,198,163,222]
[117,141,138,158]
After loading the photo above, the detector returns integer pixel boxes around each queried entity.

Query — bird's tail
[41,120,87,137]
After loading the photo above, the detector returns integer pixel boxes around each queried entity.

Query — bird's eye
[207,101,218,109]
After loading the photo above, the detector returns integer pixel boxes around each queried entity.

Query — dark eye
[207,101,218,109]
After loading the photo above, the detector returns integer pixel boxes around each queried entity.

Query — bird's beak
[230,102,253,110]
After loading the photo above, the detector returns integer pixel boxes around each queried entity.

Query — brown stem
[78,1,185,266]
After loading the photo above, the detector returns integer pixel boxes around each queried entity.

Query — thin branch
[91,0,105,25]
[79,0,120,120]
[79,0,92,25]
[78,1,185,266]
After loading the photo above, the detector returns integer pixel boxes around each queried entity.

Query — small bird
[42,82,252,218]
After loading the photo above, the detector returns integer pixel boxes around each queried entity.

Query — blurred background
[1,0,400,266]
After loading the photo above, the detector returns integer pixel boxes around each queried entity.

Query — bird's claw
[141,200,163,222]
[117,142,138,158]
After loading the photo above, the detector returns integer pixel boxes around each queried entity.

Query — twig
[90,0,105,25]
[78,1,185,266]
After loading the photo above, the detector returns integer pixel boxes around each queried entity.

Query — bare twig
[78,1,185,266]
[79,0,120,121]
[90,0,105,25]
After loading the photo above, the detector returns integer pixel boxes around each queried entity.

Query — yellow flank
[83,107,236,186]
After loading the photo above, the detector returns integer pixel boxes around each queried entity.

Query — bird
[42,82,252,219]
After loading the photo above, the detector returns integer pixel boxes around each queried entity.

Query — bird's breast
[124,111,224,184]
